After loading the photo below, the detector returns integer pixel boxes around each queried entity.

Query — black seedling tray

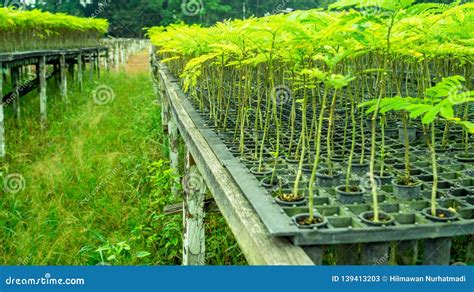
[166,68,474,246]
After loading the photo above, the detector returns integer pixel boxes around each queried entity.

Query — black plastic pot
[374,171,395,185]
[351,160,369,176]
[331,154,346,163]
[398,125,417,143]
[455,153,474,163]
[422,207,458,222]
[260,176,289,189]
[316,169,342,188]
[274,191,307,206]
[336,185,365,204]
[392,178,422,200]
[359,211,395,226]
[292,213,328,229]
[250,166,273,177]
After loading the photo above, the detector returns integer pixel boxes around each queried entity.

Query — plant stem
[308,86,328,222]
[429,124,438,216]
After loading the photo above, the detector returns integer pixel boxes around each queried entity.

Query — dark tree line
[17,0,464,38]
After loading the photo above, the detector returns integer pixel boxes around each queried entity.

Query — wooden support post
[161,77,170,133]
[77,53,83,91]
[11,66,20,122]
[423,237,452,265]
[396,240,418,265]
[89,53,94,82]
[182,150,206,266]
[105,50,110,72]
[68,61,75,81]
[361,242,390,265]
[0,62,5,159]
[96,49,101,79]
[335,244,360,265]
[120,43,126,66]
[39,56,47,128]
[59,54,68,104]
[114,42,119,71]
[168,115,180,200]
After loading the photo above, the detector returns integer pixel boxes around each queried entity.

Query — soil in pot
[422,207,458,222]
[359,211,395,226]
[392,177,422,200]
[260,176,289,189]
[274,192,306,206]
[336,185,364,204]
[292,213,328,229]
[316,168,342,188]
[250,166,273,177]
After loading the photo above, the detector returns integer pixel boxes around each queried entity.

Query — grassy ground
[0,52,246,265]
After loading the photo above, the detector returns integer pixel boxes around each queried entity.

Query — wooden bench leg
[182,150,206,266]
[39,56,47,129]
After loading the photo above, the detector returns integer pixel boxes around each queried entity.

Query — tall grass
[0,68,246,265]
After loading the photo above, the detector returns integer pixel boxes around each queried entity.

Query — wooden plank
[0,62,5,159]
[159,67,314,266]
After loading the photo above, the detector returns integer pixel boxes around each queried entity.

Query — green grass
[0,68,246,265]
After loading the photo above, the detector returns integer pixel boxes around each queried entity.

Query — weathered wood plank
[159,66,314,266]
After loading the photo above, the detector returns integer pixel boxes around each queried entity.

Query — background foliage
[6,0,462,38]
